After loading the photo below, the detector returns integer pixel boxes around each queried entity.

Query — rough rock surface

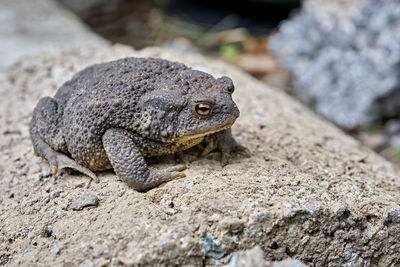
[269,0,400,129]
[0,0,109,70]
[1,45,400,266]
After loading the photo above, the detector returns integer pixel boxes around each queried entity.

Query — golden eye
[195,103,212,116]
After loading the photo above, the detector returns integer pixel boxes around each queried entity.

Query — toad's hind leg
[29,97,99,183]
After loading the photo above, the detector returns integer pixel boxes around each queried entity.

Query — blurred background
[2,0,400,166]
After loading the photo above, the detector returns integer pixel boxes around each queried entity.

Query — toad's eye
[194,103,212,116]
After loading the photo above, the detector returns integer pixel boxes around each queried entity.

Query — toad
[30,57,249,191]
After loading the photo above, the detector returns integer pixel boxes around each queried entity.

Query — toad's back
[54,57,189,111]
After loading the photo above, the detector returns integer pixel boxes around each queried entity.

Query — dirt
[1,45,399,266]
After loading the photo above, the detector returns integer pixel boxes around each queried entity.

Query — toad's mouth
[173,120,236,144]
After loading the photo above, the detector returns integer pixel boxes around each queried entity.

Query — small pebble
[70,194,99,211]
[42,226,53,238]
[202,234,225,260]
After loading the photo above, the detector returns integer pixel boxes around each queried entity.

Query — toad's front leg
[201,129,251,166]
[102,128,185,191]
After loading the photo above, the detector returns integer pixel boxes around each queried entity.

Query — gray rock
[0,0,109,70]
[385,210,400,224]
[269,0,400,129]
[202,234,225,260]
[70,194,99,210]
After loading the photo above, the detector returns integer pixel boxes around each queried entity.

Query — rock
[41,226,53,238]
[218,218,245,234]
[225,246,265,267]
[70,194,99,210]
[0,0,109,70]
[385,210,400,224]
[1,45,399,266]
[225,246,307,267]
[269,0,400,129]
[202,234,225,260]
